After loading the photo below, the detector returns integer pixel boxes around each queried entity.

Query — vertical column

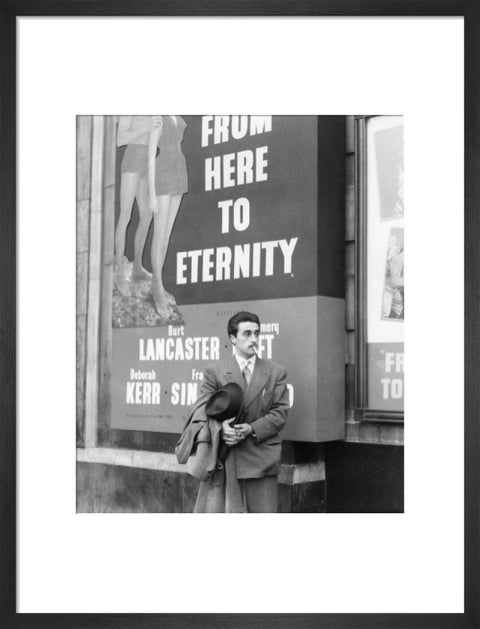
[98,116,116,442]
[85,116,104,448]
[345,115,356,423]
[76,115,92,447]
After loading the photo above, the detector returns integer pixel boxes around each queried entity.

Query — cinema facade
[76,115,404,513]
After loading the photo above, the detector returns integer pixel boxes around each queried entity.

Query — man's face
[230,322,260,360]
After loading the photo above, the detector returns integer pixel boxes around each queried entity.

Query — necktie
[243,361,251,386]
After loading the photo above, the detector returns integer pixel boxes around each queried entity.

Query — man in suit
[197,311,289,513]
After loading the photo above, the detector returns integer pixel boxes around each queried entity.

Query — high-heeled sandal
[114,259,130,296]
[131,267,153,281]
[152,284,172,320]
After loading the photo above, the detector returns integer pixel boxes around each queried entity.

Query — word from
[202,116,272,147]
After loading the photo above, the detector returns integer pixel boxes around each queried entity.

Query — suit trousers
[193,472,278,513]
[239,476,278,513]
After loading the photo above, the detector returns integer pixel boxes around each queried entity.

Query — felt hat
[205,382,244,421]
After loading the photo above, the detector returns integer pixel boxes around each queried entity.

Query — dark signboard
[111,116,345,441]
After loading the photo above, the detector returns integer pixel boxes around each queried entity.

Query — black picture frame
[1,2,478,628]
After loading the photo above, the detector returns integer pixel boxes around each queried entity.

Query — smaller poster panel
[365,115,404,414]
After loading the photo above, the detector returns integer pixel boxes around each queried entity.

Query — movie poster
[366,116,404,411]
[110,115,345,440]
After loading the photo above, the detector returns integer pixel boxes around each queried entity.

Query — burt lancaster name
[138,335,220,361]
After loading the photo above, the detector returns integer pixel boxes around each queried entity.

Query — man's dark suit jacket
[200,355,289,479]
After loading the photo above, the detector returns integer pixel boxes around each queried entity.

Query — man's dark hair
[227,311,260,338]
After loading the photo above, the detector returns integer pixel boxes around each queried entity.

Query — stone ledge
[76,447,325,484]
[279,461,325,485]
[345,420,404,446]
[77,447,182,473]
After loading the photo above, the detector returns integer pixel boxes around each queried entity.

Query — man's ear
[229,334,237,345]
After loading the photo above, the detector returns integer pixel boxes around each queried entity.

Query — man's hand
[234,423,254,440]
[222,417,242,446]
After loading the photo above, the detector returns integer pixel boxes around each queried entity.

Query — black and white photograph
[77,114,352,513]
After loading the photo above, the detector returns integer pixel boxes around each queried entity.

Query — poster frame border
[354,115,405,421]
[1,1,478,628]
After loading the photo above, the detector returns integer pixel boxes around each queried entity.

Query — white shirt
[234,352,256,376]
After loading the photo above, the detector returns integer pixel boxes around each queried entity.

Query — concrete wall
[76,461,327,514]
[76,444,326,513]
[325,442,404,513]
[77,462,199,513]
